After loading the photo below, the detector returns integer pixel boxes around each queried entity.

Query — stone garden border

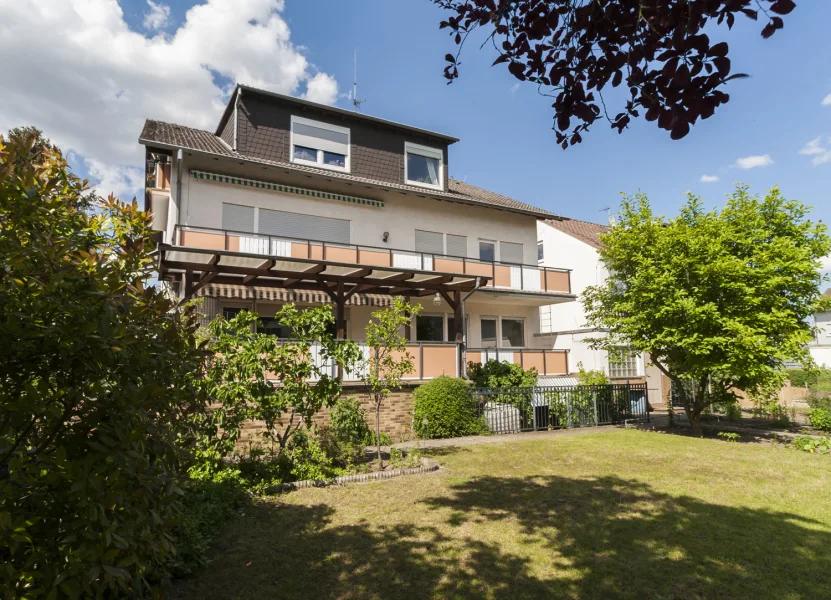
[271,456,440,493]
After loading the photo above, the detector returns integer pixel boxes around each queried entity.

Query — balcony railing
[173,225,571,294]
[270,341,568,382]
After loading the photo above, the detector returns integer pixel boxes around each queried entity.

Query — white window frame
[537,241,544,263]
[290,115,351,173]
[480,316,499,348]
[404,142,444,191]
[499,317,526,349]
[478,239,497,263]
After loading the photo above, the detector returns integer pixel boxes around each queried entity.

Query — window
[290,116,350,172]
[416,315,444,342]
[537,241,544,262]
[479,241,495,262]
[258,317,294,339]
[481,317,497,348]
[608,347,640,378]
[414,230,444,255]
[259,208,350,244]
[500,241,523,264]
[446,315,469,342]
[222,203,255,233]
[223,307,245,320]
[500,318,525,347]
[405,142,443,190]
[415,230,467,257]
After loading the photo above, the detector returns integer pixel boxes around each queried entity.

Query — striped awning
[191,170,384,208]
[195,283,392,307]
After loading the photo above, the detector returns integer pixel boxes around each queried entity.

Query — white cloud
[143,0,171,31]
[0,0,339,200]
[733,154,774,169]
[85,158,145,201]
[798,137,831,166]
[800,137,825,155]
[699,174,720,183]
[822,93,831,107]
[302,72,339,105]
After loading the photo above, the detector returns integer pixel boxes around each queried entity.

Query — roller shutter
[415,230,444,254]
[222,203,255,233]
[258,208,350,244]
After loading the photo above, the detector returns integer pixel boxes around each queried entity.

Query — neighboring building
[535,218,667,404]
[139,85,579,432]
[809,289,831,368]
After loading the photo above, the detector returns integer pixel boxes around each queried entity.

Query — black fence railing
[470,383,650,435]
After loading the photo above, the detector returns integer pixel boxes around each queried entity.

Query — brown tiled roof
[138,119,556,219]
[824,288,831,298]
[545,218,610,249]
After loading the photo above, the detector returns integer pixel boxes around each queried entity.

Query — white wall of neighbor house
[811,347,831,368]
[169,154,540,264]
[536,222,607,333]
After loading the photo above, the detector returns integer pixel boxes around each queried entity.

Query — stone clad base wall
[239,384,419,445]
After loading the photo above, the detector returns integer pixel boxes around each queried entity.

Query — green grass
[172,430,831,600]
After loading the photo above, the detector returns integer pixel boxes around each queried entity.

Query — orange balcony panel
[422,345,457,378]
[434,257,465,274]
[290,242,310,259]
[324,246,358,264]
[544,270,570,293]
[309,244,324,260]
[493,265,511,287]
[180,230,227,251]
[394,346,420,379]
[520,350,545,374]
[466,351,482,365]
[359,249,393,267]
[544,351,568,375]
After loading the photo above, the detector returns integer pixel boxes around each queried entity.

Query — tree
[582,186,831,436]
[434,1,796,147]
[362,298,420,462]
[0,130,204,596]
[200,305,361,466]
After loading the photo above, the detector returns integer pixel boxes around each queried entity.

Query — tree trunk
[375,399,382,464]
[690,413,703,437]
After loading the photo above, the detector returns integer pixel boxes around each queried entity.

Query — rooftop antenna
[600,206,615,225]
[352,50,366,112]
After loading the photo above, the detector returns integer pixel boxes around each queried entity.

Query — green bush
[809,408,831,432]
[0,131,205,597]
[413,376,486,439]
[717,431,740,443]
[171,471,249,576]
[786,368,815,388]
[792,436,831,454]
[806,394,831,411]
[467,360,538,388]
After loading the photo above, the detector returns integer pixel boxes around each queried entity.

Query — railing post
[542,350,547,376]
[323,241,326,261]
[532,385,538,431]
[492,261,496,286]
[593,388,598,426]
[307,240,311,259]
[224,231,229,251]
[420,343,424,381]
[544,268,549,292]
[520,266,524,290]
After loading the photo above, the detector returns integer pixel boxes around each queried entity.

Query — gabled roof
[544,218,610,249]
[138,119,557,219]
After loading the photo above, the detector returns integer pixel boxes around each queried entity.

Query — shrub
[717,431,740,443]
[0,131,205,597]
[792,436,831,454]
[467,360,538,388]
[724,402,742,421]
[809,408,831,432]
[576,361,609,385]
[786,368,815,388]
[413,377,486,439]
[806,394,831,411]
[171,471,249,576]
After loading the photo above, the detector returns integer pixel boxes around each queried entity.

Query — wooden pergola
[158,245,489,341]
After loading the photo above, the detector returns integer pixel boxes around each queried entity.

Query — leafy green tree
[362,298,420,462]
[0,130,204,596]
[467,360,538,388]
[576,362,609,386]
[200,306,361,468]
[583,186,831,436]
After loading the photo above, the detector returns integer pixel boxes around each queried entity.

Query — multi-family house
[139,85,580,433]
[536,219,667,404]
[809,289,831,368]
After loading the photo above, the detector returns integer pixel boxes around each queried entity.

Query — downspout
[176,148,184,237]
[233,87,241,152]
[460,276,485,378]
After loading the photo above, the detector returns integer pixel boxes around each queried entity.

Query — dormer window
[405,142,443,190]
[290,116,350,172]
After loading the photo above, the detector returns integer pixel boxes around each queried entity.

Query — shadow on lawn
[174,475,831,600]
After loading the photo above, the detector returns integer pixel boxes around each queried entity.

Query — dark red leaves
[434,0,795,147]
[771,0,796,15]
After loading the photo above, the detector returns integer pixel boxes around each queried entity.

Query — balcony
[173,225,571,295]
[278,341,569,382]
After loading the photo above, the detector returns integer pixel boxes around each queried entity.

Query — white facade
[809,310,831,367]
[536,220,646,379]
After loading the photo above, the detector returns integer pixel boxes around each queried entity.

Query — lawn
[172,430,831,600]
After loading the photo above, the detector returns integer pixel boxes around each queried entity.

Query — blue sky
[4,1,829,241]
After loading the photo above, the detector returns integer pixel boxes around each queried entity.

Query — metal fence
[470,383,650,435]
